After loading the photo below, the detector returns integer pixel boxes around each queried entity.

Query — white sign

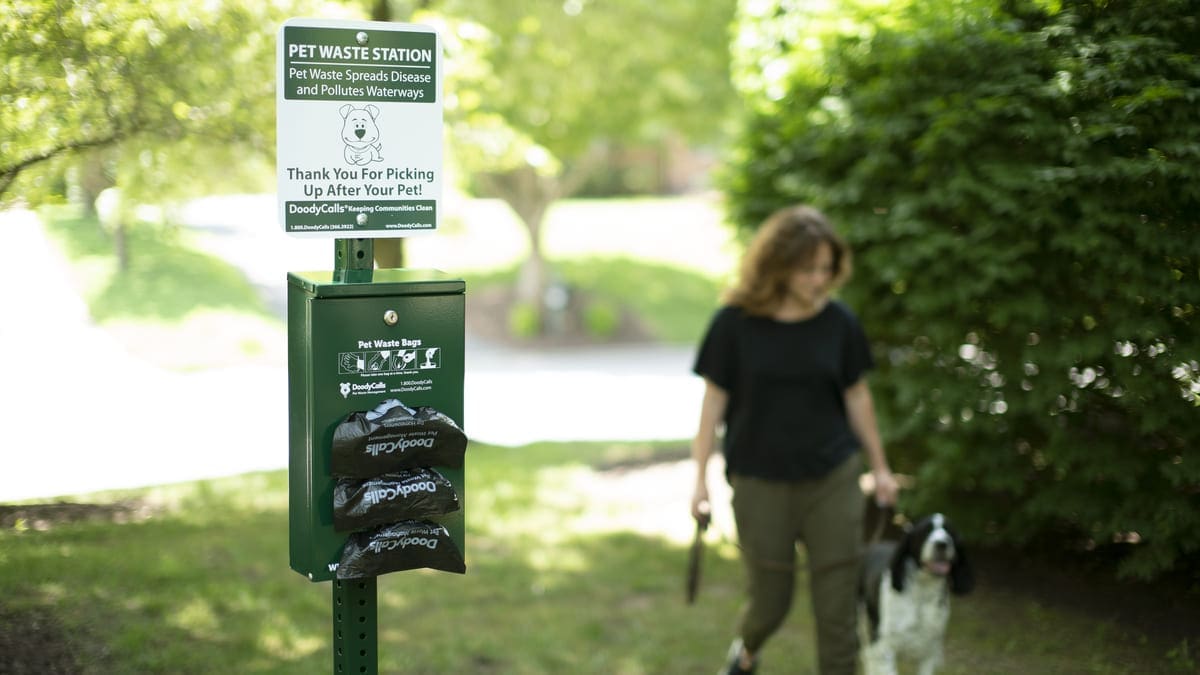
[276,18,443,237]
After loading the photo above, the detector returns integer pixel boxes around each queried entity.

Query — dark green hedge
[723,0,1199,579]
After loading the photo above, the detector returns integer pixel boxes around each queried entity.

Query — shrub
[724,0,1200,579]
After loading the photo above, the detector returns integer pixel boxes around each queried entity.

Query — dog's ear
[340,104,352,119]
[949,537,974,595]
[888,530,914,592]
[366,104,380,120]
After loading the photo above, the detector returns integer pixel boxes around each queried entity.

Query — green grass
[557,257,723,344]
[1,441,1193,674]
[39,206,285,370]
[41,206,270,323]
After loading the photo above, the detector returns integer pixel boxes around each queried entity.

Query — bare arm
[691,378,729,521]
[844,378,899,506]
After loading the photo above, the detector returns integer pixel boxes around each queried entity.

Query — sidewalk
[0,206,704,501]
[465,338,701,446]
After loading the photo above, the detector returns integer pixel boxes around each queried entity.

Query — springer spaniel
[860,513,974,675]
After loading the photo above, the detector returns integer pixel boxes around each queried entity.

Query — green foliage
[724,0,1200,579]
[436,0,738,167]
[0,0,314,207]
[424,0,740,308]
[1166,638,1196,672]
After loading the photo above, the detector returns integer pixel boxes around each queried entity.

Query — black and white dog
[860,513,974,675]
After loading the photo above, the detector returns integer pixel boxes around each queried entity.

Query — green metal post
[333,578,378,675]
[334,238,375,284]
[332,238,377,675]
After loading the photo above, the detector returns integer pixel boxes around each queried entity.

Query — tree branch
[0,133,126,200]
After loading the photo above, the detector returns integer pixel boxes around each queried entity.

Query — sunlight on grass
[558,257,724,343]
[37,582,67,603]
[103,309,284,370]
[563,459,721,545]
[240,337,266,357]
[118,471,289,520]
[169,598,220,636]
[37,206,283,372]
[526,545,590,575]
[256,615,324,660]
[41,206,272,322]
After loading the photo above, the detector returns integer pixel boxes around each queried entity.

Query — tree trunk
[515,203,548,310]
[478,147,607,334]
[77,153,113,217]
[479,165,555,310]
[114,220,130,272]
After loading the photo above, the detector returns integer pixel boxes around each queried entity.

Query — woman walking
[691,205,898,674]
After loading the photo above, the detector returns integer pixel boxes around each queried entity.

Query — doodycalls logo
[339,381,387,398]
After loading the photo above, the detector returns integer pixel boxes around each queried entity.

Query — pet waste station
[278,18,464,675]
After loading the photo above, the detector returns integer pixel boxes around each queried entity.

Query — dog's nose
[355,128,366,139]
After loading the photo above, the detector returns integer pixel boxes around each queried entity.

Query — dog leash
[868,501,895,545]
[685,508,711,604]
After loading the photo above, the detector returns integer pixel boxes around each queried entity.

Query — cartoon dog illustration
[339,104,384,165]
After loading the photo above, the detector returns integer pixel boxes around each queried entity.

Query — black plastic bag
[336,520,466,578]
[331,399,467,477]
[333,468,460,533]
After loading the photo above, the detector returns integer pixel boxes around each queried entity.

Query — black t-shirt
[692,301,875,481]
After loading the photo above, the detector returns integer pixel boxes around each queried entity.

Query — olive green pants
[730,455,864,675]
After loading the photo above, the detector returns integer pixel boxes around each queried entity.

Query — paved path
[0,203,704,501]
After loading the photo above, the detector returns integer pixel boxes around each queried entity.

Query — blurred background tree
[429,0,738,323]
[724,0,1199,580]
[3,0,737,299]
[1,0,323,268]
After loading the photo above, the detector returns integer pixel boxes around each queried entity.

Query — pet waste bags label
[277,18,442,237]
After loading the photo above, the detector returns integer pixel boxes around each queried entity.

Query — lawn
[38,206,286,371]
[2,441,1193,674]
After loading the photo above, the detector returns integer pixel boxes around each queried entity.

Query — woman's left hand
[872,468,900,507]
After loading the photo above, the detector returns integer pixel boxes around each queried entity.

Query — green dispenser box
[287,269,465,582]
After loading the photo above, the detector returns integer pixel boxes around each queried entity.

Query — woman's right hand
[691,482,711,523]
[691,379,726,526]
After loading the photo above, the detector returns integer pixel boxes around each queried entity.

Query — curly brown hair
[724,205,852,316]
